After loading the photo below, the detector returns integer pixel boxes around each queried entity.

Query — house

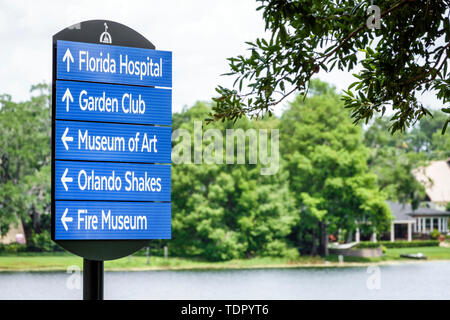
[342,159,450,244]
[387,201,450,242]
[0,221,26,245]
[384,158,450,242]
[412,158,450,210]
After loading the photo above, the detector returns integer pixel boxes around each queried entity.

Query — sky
[0,0,444,115]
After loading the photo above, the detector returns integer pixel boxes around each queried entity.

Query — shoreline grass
[0,246,449,272]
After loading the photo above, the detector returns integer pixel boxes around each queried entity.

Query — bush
[355,240,440,249]
[0,243,27,253]
[133,246,165,257]
[203,230,247,261]
[380,240,439,248]
[355,242,381,249]
[430,229,441,240]
[0,231,64,253]
[27,231,62,252]
[263,240,300,260]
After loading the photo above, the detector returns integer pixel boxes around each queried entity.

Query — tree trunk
[311,233,317,256]
[20,216,32,246]
[322,222,329,256]
[319,221,329,256]
[32,209,41,234]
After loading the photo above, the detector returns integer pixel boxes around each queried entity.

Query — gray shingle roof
[386,201,450,221]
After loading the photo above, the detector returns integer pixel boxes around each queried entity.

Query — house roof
[387,201,416,221]
[412,159,450,203]
[407,206,450,217]
[386,201,450,222]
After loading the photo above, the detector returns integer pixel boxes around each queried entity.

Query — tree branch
[321,0,418,64]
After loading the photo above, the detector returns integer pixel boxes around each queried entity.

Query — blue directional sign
[55,120,171,163]
[55,201,171,240]
[52,32,172,242]
[57,40,172,87]
[55,161,171,201]
[56,80,171,125]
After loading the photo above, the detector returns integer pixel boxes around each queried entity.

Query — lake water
[1,261,449,299]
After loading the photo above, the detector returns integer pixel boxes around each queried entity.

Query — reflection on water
[0,261,449,300]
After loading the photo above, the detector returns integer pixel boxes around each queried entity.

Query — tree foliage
[363,110,450,208]
[211,0,450,133]
[171,103,299,261]
[0,85,51,246]
[280,80,391,254]
[0,80,444,258]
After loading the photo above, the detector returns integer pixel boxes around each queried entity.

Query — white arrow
[61,127,73,151]
[62,48,74,72]
[62,88,73,112]
[61,208,73,231]
[61,168,73,191]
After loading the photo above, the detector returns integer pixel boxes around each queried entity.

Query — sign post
[83,259,104,300]
[51,20,172,300]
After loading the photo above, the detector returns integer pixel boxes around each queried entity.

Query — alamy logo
[100,22,112,44]
[366,265,381,290]
[66,265,81,290]
[366,4,381,29]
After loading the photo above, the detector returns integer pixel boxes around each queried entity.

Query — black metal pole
[83,259,104,300]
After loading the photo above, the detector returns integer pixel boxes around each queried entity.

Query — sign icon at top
[100,23,112,44]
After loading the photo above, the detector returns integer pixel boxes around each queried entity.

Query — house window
[425,218,431,230]
[433,218,439,231]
